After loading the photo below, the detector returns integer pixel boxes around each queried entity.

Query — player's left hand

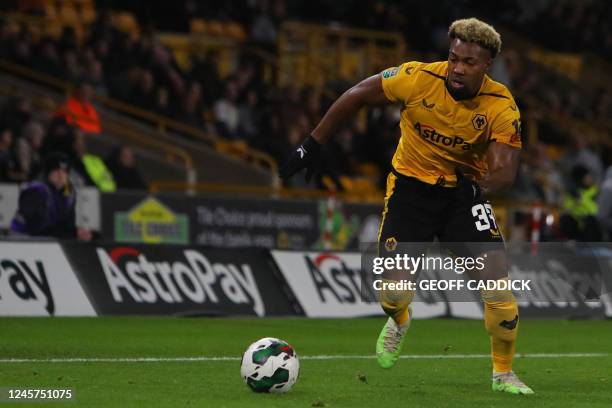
[455,168,482,201]
[279,135,322,182]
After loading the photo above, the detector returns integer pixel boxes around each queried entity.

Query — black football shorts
[377,169,505,257]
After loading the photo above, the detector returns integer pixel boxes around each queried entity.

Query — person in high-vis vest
[82,153,116,192]
[561,165,602,241]
[70,131,116,192]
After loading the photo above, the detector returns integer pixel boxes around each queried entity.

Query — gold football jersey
[381,61,522,186]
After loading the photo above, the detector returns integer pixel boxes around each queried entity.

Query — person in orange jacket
[61,81,101,134]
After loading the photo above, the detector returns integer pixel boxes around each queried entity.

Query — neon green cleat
[376,316,410,369]
[492,371,534,395]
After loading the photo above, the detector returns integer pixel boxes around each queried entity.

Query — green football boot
[492,371,534,395]
[375,314,410,369]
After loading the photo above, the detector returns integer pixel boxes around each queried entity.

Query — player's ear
[481,48,493,70]
[484,56,493,70]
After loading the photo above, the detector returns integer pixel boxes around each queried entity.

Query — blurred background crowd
[0,0,610,241]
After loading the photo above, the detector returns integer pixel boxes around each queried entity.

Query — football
[240,337,300,393]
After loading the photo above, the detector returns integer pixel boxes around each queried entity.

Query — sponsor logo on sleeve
[382,67,399,79]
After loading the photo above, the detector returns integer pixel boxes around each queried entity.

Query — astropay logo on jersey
[0,242,95,316]
[95,247,265,315]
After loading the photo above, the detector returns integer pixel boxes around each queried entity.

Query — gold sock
[482,288,518,373]
[379,280,413,326]
[380,301,410,326]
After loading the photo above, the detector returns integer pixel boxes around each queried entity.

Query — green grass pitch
[0,317,610,407]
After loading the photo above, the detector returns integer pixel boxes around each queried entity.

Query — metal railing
[0,78,197,185]
[0,61,277,175]
[148,180,383,203]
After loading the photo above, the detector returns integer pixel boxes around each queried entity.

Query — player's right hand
[279,135,322,182]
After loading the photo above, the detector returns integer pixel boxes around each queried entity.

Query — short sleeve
[380,62,421,104]
[490,103,522,149]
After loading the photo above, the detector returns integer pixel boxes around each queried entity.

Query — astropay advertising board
[271,249,612,319]
[0,241,95,316]
[62,243,296,316]
[270,250,481,318]
[271,251,384,317]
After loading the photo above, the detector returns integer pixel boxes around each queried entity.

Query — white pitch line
[0,353,607,364]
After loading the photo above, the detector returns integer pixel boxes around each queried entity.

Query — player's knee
[480,279,517,304]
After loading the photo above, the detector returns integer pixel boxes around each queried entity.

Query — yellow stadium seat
[190,18,207,34]
[59,3,79,25]
[80,5,96,24]
[357,163,380,178]
[207,21,224,36]
[114,12,139,36]
[45,20,63,38]
[225,22,246,41]
[44,2,57,19]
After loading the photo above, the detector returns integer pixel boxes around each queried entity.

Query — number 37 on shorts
[471,203,502,237]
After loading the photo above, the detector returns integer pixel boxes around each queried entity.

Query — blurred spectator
[86,58,108,96]
[1,97,32,139]
[189,51,221,107]
[176,81,204,128]
[0,126,25,182]
[105,145,147,190]
[559,137,604,185]
[237,89,260,141]
[70,132,116,192]
[0,127,14,181]
[31,39,62,78]
[16,121,45,179]
[62,50,82,83]
[597,167,612,240]
[153,87,173,117]
[128,69,156,111]
[10,152,92,240]
[560,165,602,241]
[214,80,240,138]
[250,6,278,45]
[61,81,102,134]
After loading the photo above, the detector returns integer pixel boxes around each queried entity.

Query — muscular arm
[478,142,520,195]
[311,74,390,144]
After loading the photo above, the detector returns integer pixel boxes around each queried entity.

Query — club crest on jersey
[472,113,487,130]
[384,237,397,252]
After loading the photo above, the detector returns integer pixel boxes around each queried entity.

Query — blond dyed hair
[448,18,502,58]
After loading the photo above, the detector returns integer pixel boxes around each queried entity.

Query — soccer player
[279,18,533,395]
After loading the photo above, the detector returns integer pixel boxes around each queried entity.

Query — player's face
[447,38,492,100]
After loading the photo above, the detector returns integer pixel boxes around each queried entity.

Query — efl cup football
[240,337,299,393]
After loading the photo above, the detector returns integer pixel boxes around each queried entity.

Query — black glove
[455,168,482,201]
[279,135,322,182]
